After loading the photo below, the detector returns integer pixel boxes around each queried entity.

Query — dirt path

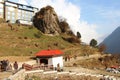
[63,54,120,78]
[0,56,35,79]
[0,72,12,79]
[1,54,117,79]
[64,54,103,66]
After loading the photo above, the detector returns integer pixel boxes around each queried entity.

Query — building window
[0,8,3,13]
[8,7,15,12]
[12,12,15,16]
[18,13,21,16]
[18,13,21,19]
[19,5,23,8]
[7,12,10,15]
[18,10,21,13]
[11,17,15,23]
[0,3,3,8]
[7,16,10,20]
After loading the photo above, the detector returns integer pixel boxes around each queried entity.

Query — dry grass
[0,22,101,57]
[0,23,75,56]
[0,56,32,62]
[0,72,12,79]
[76,54,120,69]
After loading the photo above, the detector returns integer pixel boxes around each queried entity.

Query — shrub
[62,36,80,43]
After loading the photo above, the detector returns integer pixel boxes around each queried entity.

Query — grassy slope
[0,23,75,56]
[0,22,99,57]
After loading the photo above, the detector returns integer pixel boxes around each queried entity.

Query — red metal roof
[110,65,119,69]
[36,50,63,57]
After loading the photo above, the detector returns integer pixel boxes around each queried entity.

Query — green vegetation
[0,23,75,56]
[90,39,97,47]
[77,31,81,39]
[0,22,100,57]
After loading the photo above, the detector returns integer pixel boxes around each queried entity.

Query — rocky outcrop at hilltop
[33,6,72,35]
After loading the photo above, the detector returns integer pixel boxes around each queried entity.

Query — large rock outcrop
[33,6,80,43]
[33,6,74,35]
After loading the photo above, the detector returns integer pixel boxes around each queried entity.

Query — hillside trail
[11,54,103,72]
[63,54,107,75]
[6,54,119,78]
[64,53,103,65]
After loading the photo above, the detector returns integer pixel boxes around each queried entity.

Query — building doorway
[40,58,48,65]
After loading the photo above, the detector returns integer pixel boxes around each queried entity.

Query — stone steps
[6,69,120,80]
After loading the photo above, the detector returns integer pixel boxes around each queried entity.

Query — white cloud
[30,0,100,44]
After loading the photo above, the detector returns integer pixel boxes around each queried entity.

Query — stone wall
[7,69,26,80]
[6,69,120,80]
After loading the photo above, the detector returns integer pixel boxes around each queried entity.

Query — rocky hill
[0,6,100,57]
[33,5,80,44]
[33,6,73,36]
[101,26,120,54]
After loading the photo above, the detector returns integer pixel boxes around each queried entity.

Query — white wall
[52,56,63,68]
[0,0,3,2]
[0,3,3,18]
[19,20,32,25]
[48,58,52,66]
[37,56,63,68]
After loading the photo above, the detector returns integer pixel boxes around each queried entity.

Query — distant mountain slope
[101,26,120,54]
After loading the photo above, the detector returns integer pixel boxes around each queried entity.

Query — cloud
[30,0,100,44]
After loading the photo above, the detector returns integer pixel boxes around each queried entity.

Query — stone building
[36,49,64,69]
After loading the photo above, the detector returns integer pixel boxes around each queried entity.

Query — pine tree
[77,32,81,39]
[90,39,97,47]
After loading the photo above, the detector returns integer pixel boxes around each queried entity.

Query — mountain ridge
[101,26,120,54]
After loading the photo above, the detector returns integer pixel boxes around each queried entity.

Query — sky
[9,0,120,44]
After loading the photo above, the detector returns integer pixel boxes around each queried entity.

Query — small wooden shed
[36,49,63,69]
